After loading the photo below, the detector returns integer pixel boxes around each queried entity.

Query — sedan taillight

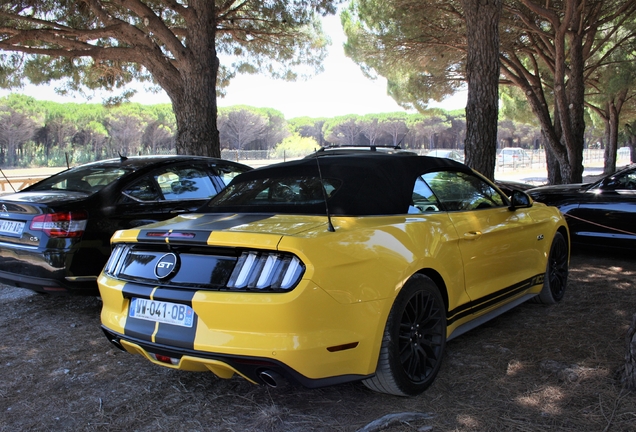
[30,211,88,238]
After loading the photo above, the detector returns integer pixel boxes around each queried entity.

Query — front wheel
[535,231,568,304]
[363,274,446,396]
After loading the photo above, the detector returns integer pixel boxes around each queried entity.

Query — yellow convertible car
[99,152,569,396]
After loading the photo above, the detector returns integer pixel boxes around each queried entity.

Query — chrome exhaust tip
[259,370,287,388]
[109,337,124,351]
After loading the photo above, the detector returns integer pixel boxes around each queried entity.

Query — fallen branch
[356,412,435,432]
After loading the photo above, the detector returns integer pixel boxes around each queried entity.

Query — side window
[122,166,217,202]
[215,164,251,186]
[610,171,636,190]
[158,166,216,201]
[410,177,440,213]
[422,171,506,211]
[122,177,161,202]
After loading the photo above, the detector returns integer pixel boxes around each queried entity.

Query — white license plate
[0,219,25,236]
[129,298,194,328]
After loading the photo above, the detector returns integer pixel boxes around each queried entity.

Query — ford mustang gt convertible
[99,153,569,396]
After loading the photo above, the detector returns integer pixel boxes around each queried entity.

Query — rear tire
[363,274,446,396]
[535,232,568,304]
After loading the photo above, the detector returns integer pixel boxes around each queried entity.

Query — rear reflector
[30,211,88,238]
[327,342,359,352]
[154,353,179,365]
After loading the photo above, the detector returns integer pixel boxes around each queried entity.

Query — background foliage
[0,92,624,168]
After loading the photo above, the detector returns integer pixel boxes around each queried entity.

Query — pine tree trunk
[148,1,221,158]
[461,0,501,181]
[621,313,636,391]
[603,104,618,176]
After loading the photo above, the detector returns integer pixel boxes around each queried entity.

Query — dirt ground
[1,249,635,432]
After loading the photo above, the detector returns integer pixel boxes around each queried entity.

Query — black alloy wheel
[363,274,446,396]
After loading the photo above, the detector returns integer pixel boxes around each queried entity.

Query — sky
[0,15,466,118]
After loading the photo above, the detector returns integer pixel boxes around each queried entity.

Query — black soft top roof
[210,154,472,216]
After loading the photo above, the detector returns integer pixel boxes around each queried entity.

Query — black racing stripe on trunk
[153,287,198,350]
[122,282,199,350]
[138,214,276,243]
[124,315,157,342]
[447,273,545,325]
[122,284,199,304]
[122,283,155,300]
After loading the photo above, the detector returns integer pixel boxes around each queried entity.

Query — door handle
[170,208,188,214]
[463,231,482,240]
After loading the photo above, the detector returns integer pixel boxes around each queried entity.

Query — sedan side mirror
[509,190,532,210]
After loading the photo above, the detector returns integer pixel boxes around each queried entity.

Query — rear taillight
[30,211,88,238]
[227,251,305,291]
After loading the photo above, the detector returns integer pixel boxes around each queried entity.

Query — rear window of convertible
[209,176,342,207]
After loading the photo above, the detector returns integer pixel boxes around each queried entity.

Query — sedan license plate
[0,219,25,236]
[129,298,194,328]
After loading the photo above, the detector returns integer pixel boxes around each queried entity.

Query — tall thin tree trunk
[621,313,636,391]
[461,0,502,181]
[603,104,618,175]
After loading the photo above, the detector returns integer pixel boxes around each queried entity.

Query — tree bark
[603,105,618,175]
[160,1,220,157]
[560,29,586,183]
[621,313,636,391]
[461,0,502,181]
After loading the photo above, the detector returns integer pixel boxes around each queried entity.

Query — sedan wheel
[363,274,446,396]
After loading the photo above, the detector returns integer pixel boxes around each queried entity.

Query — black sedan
[0,155,251,295]
[528,164,636,250]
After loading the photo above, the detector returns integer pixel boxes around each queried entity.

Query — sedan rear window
[30,167,131,193]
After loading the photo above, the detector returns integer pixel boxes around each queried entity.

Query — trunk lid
[0,192,89,247]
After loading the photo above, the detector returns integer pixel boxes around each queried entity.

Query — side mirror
[509,190,532,210]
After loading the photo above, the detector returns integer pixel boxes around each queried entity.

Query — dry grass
[1,250,635,431]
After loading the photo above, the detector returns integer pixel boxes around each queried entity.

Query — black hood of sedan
[528,183,591,195]
[527,182,594,207]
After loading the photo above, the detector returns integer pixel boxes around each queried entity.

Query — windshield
[29,166,133,193]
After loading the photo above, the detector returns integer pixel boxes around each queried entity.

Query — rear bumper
[0,242,102,295]
[0,269,98,295]
[99,274,391,382]
[101,326,371,389]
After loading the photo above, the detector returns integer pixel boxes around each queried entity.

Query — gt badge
[154,252,180,280]
[537,234,544,241]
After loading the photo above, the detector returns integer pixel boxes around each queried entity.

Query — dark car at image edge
[527,164,636,250]
[0,155,251,295]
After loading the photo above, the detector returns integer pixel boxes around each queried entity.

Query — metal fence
[221,148,613,169]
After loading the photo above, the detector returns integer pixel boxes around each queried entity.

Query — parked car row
[3,147,633,397]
